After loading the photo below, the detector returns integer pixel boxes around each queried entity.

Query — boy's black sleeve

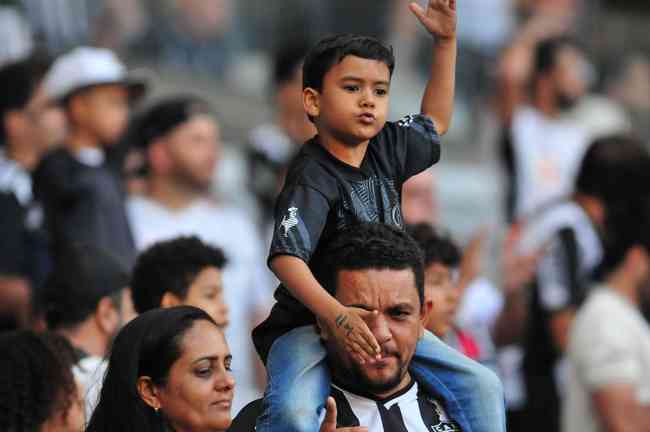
[383,114,441,182]
[268,182,330,265]
[0,193,26,275]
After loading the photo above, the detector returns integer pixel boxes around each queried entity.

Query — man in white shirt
[563,190,650,432]
[126,96,270,412]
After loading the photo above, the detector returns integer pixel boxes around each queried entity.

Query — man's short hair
[130,236,227,314]
[317,223,424,306]
[302,34,395,92]
[0,54,52,142]
[406,223,461,269]
[43,244,129,330]
[273,42,309,88]
[533,36,579,78]
[576,134,650,206]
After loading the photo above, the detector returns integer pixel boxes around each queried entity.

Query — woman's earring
[155,406,160,413]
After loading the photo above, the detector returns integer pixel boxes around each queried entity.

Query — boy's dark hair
[0,54,52,142]
[575,134,650,205]
[533,36,579,79]
[43,244,129,330]
[0,331,77,431]
[317,223,424,306]
[130,236,227,314]
[303,34,395,92]
[406,223,461,269]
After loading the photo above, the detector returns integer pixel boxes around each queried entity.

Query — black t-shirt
[33,147,136,269]
[253,114,441,362]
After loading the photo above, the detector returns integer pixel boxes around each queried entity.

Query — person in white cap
[33,47,146,269]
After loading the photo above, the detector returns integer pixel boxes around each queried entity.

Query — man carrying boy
[34,47,145,268]
[253,2,505,432]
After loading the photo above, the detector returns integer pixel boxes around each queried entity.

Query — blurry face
[423,263,459,338]
[73,85,130,145]
[323,268,424,398]
[183,267,229,328]
[156,321,235,432]
[24,83,66,151]
[551,45,590,110]
[402,169,438,226]
[306,55,390,147]
[164,115,220,190]
[277,66,316,144]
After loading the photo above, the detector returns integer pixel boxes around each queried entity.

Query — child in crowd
[408,223,483,361]
[253,1,505,431]
[34,47,146,268]
[130,235,229,328]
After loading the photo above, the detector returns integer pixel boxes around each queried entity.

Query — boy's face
[182,266,229,328]
[423,262,460,338]
[304,55,390,146]
[70,84,130,146]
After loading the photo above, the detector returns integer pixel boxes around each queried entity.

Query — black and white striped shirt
[331,380,461,432]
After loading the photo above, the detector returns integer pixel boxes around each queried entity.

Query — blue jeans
[255,326,505,432]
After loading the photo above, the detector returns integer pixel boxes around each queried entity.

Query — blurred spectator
[402,167,439,226]
[247,42,315,227]
[130,236,229,327]
[43,243,131,419]
[21,0,102,53]
[563,192,650,432]
[34,47,146,269]
[605,53,650,144]
[126,96,269,412]
[517,135,650,432]
[133,0,236,75]
[0,3,33,65]
[0,54,65,329]
[0,330,84,431]
[408,223,485,362]
[499,34,592,221]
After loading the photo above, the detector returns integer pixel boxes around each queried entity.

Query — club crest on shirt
[280,207,299,237]
[398,114,416,127]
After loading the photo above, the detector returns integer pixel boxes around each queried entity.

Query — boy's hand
[320,397,369,432]
[409,0,457,41]
[324,305,382,365]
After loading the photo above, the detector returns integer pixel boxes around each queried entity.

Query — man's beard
[331,350,408,396]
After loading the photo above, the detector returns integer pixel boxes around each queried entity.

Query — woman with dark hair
[0,331,84,431]
[86,306,235,432]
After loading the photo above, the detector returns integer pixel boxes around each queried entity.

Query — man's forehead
[336,268,418,306]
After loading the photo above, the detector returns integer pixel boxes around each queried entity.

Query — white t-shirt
[511,107,589,219]
[563,287,650,432]
[127,195,272,412]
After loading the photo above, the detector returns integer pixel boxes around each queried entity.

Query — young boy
[34,47,146,269]
[130,235,229,328]
[253,1,505,432]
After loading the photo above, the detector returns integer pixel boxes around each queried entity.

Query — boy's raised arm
[410,0,457,135]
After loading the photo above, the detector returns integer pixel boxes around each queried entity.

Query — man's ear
[625,246,650,281]
[148,139,172,175]
[303,87,320,119]
[418,303,431,339]
[137,376,161,411]
[161,291,182,309]
[96,297,119,336]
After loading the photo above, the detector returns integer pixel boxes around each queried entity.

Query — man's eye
[344,85,359,92]
[392,310,410,320]
[375,88,388,96]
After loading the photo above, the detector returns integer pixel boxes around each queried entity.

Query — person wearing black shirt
[252,3,504,432]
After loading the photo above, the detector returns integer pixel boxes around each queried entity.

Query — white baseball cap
[44,46,147,103]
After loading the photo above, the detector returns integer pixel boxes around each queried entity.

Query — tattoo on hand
[344,323,354,337]
[335,314,347,328]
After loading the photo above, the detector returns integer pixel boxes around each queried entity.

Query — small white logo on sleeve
[398,114,416,127]
[280,207,299,237]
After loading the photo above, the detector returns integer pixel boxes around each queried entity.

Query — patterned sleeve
[386,114,441,182]
[268,183,330,264]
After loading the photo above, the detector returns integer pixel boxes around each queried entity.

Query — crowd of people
[1,1,650,432]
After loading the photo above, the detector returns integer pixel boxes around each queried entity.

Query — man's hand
[409,0,457,41]
[323,305,381,365]
[320,397,369,432]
